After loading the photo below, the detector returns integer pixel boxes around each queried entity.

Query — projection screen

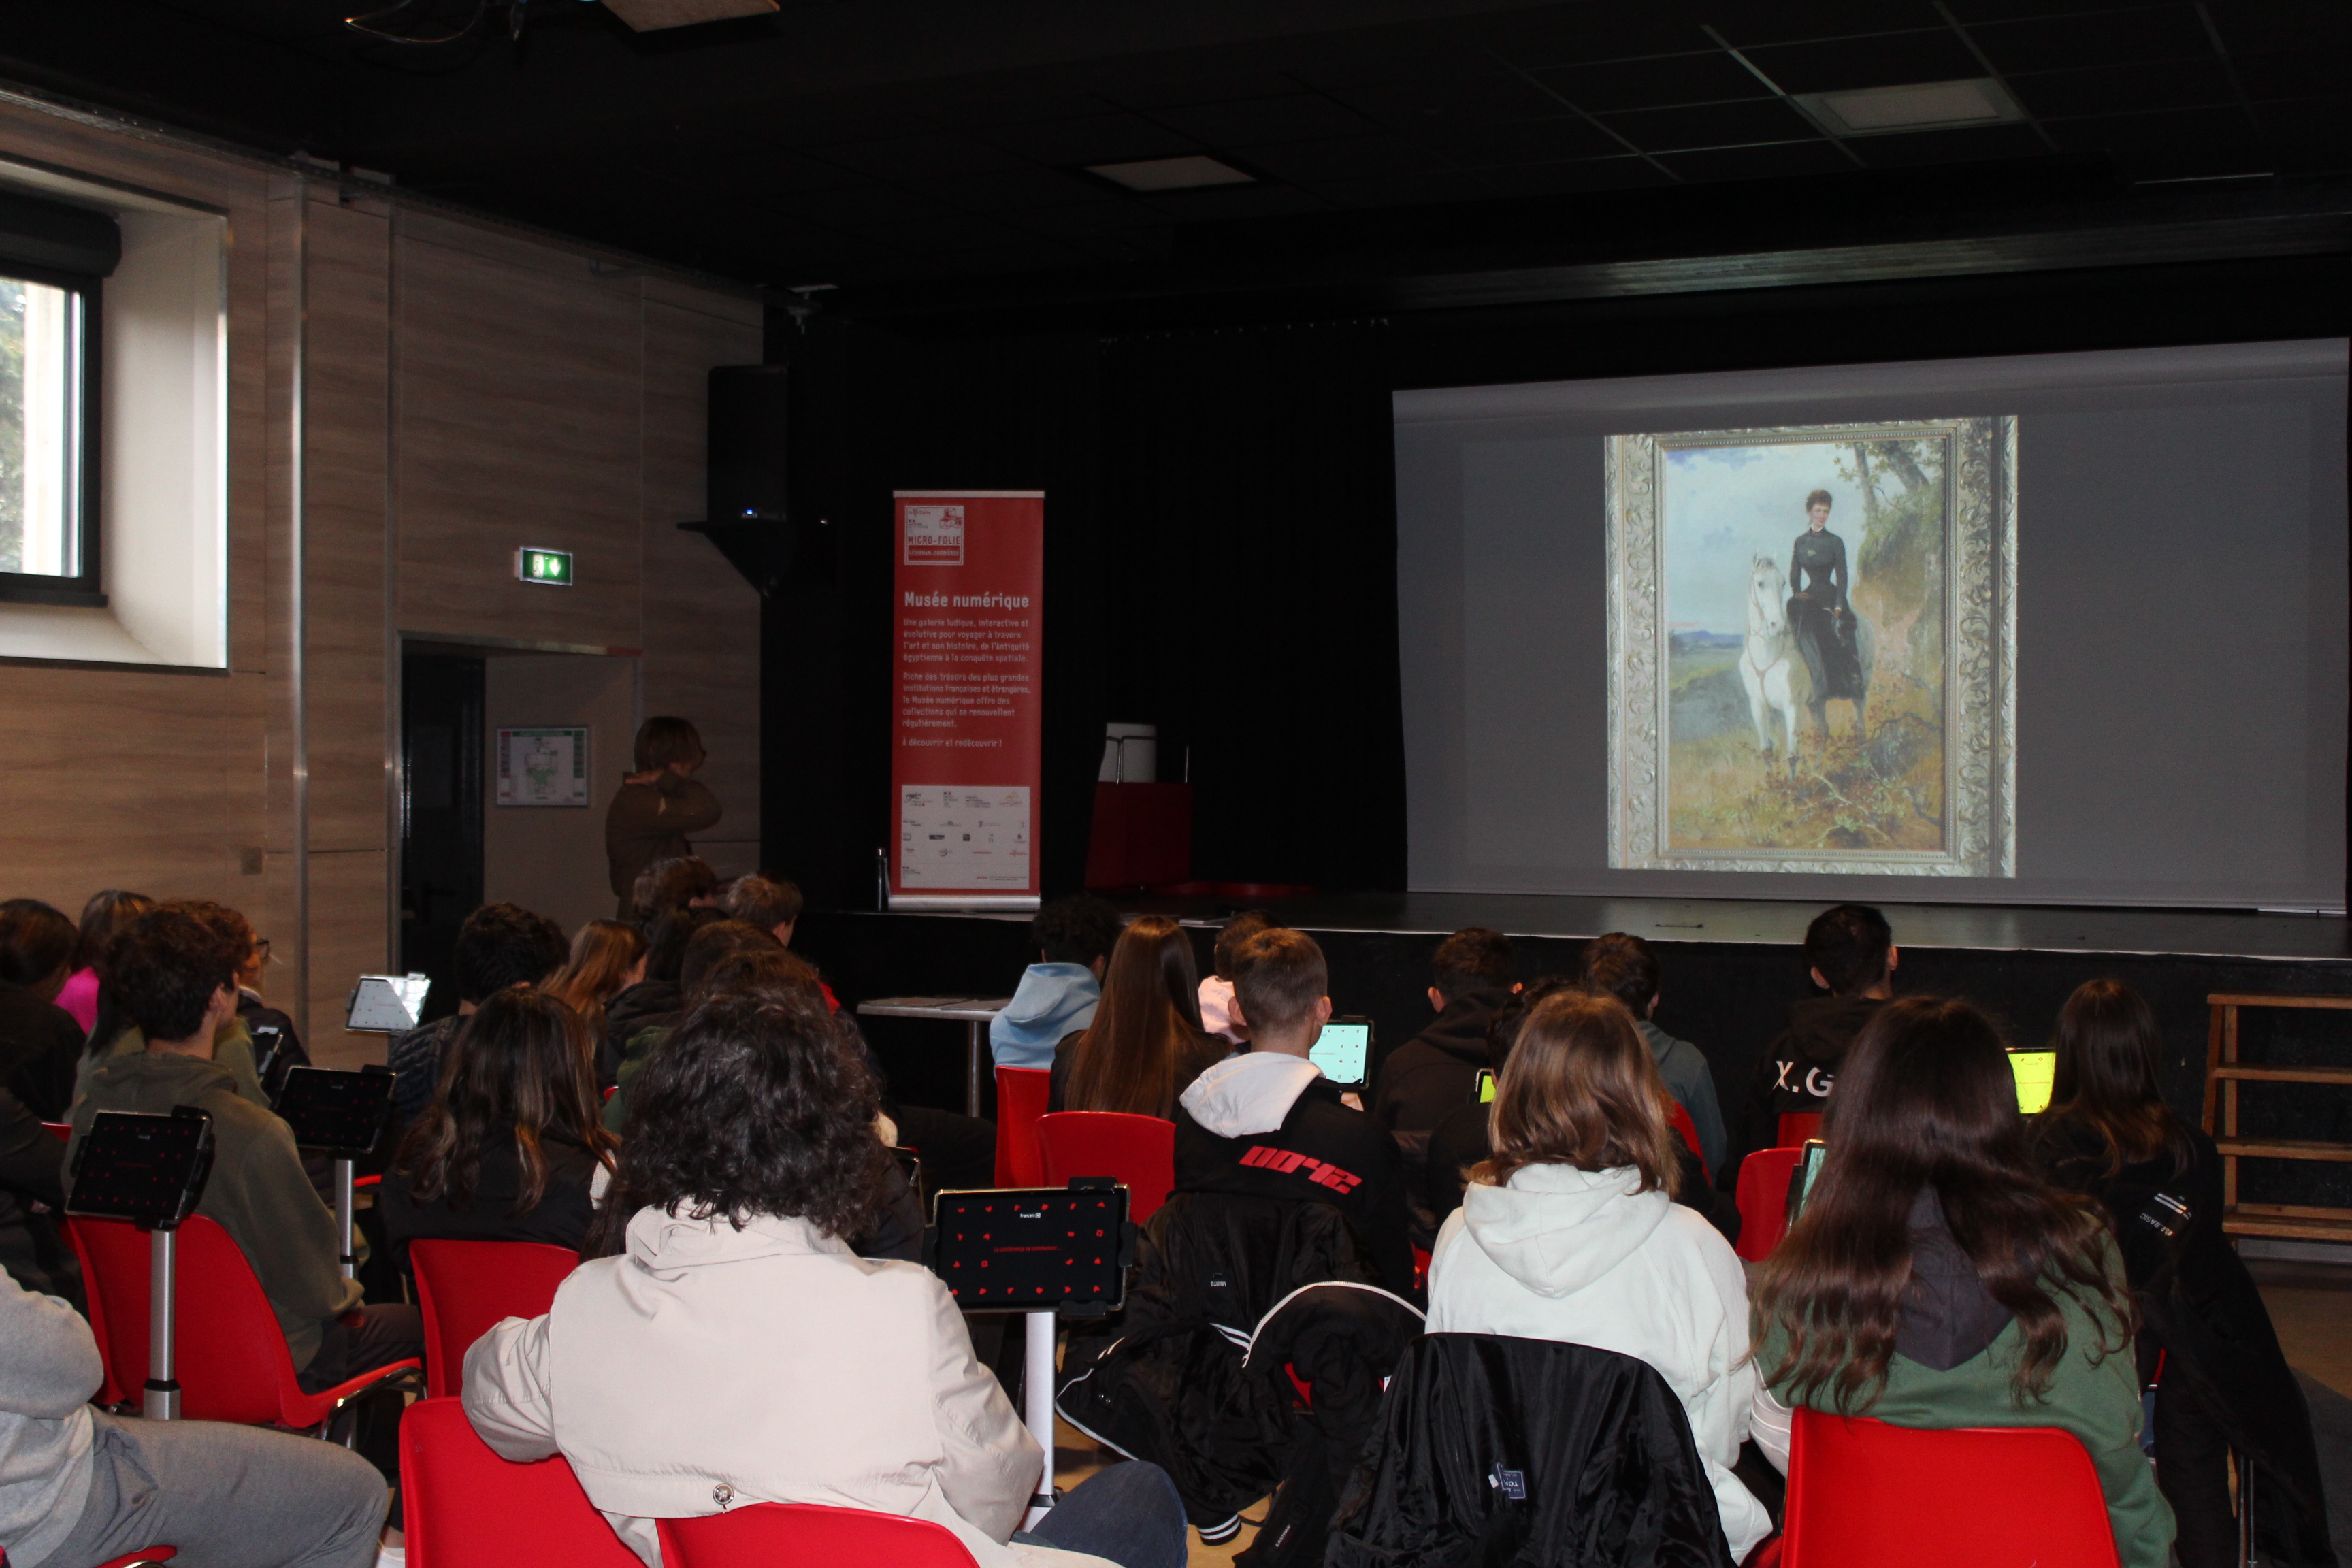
[1395,340,2349,911]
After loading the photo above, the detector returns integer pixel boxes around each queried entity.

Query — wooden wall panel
[393,229,644,649]
[641,297,764,878]
[301,847,388,1070]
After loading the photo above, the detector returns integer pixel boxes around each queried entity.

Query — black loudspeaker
[706,364,787,523]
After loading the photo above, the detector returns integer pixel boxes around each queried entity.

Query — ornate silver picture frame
[1605,417,2016,876]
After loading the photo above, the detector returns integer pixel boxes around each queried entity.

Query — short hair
[104,905,246,1042]
[723,875,804,932]
[1212,911,1273,982]
[642,906,723,987]
[0,899,77,988]
[602,988,887,1245]
[679,919,782,1000]
[1431,928,1513,1002]
[1030,895,1122,967]
[1475,991,1679,1196]
[453,902,568,1004]
[633,716,706,773]
[176,900,258,967]
[74,889,154,973]
[1806,904,1893,996]
[1231,928,1327,1036]
[1580,932,1661,1014]
[1806,489,1833,511]
[632,856,717,921]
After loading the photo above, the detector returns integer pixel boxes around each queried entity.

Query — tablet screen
[930,1187,1127,1312]
[1309,1019,1372,1089]
[69,1111,212,1228]
[346,975,431,1034]
[273,1066,397,1156]
[1476,1067,1495,1105]
[2008,1049,2057,1115]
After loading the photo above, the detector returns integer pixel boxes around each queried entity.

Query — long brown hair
[1474,990,1680,1194]
[1065,915,1221,1118]
[397,988,617,1214]
[2040,978,2193,1177]
[546,919,648,1040]
[1753,996,2132,1414]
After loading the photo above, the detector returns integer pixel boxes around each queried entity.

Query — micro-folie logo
[904,504,964,565]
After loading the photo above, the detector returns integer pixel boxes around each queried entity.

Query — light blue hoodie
[987,962,1100,1069]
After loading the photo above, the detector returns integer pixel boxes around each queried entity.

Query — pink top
[57,967,99,1034]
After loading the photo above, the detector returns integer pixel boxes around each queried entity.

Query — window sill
[0,582,108,609]
[0,599,219,670]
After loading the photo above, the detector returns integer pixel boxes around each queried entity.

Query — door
[399,653,485,1023]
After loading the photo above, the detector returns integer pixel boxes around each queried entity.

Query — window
[0,268,96,603]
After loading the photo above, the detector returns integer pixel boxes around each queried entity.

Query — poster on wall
[889,491,1044,910]
[495,727,591,807]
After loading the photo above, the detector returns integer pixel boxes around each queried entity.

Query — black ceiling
[1,0,2345,306]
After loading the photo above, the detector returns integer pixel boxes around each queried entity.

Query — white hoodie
[1425,1164,1769,1561]
[1178,1051,1320,1137]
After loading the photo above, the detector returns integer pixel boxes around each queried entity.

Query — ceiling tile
[2041,103,2271,177]
[764,183,960,227]
[1655,138,1861,181]
[1147,94,1382,148]
[2230,46,2352,103]
[1423,114,1627,167]
[1241,134,1456,184]
[913,89,1123,131]
[974,114,1202,167]
[1276,25,1493,88]
[1536,50,1771,113]
[1966,6,2217,74]
[2201,0,2352,54]
[2010,56,2238,119]
[813,133,1031,180]
[1846,121,2053,166]
[1308,170,1491,210]
[1477,10,1712,70]
[1705,1,1952,47]
[2254,94,2352,145]
[1597,97,1821,152]
[1089,61,1305,112]
[1464,154,1677,195]
[899,167,1121,213]
[1322,73,1567,132]
[1741,30,1989,94]
[1126,182,1331,222]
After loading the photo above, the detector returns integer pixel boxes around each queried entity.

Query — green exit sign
[515,547,574,587]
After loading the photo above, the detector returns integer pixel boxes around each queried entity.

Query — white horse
[1740,555,1808,772]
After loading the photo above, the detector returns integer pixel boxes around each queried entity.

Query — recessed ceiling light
[1085,155,1255,193]
[1795,78,2025,137]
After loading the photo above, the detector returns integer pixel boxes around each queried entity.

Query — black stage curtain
[764,316,1407,907]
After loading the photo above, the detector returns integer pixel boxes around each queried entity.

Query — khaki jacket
[462,1207,1113,1568]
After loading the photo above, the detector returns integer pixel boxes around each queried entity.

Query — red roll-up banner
[889,491,1045,909]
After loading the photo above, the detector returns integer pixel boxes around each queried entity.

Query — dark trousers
[297,1302,423,1525]
[2157,1370,2238,1568]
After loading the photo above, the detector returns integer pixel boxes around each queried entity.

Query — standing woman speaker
[604,717,722,918]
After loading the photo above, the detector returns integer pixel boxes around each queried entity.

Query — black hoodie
[1371,986,1510,1141]
[1725,993,1884,1187]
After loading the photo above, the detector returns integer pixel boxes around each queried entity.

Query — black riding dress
[1787,527,1864,702]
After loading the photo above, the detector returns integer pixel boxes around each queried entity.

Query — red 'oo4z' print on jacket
[1239,1145,1364,1195]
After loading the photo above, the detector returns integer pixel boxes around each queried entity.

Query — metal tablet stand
[146,1222,183,1420]
[1023,1309,1056,1529]
[334,1158,357,1279]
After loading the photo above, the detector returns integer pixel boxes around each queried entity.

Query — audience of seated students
[388,902,569,1128]
[600,904,719,1088]
[1578,932,1728,1176]
[602,917,777,1130]
[0,899,86,1120]
[463,982,1188,1568]
[76,900,276,1113]
[2033,979,2334,1567]
[1725,902,1896,1182]
[1194,909,1269,1044]
[53,888,150,1038]
[1424,989,1769,1561]
[990,894,1122,1071]
[1750,996,2174,1568]
[1371,928,1519,1228]
[544,919,647,1049]
[1175,928,1415,1296]
[1050,915,1227,1117]
[378,988,619,1277]
[604,717,723,920]
[0,1261,389,1568]
[67,905,426,1392]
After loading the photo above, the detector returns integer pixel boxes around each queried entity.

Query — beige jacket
[461,1207,1113,1568]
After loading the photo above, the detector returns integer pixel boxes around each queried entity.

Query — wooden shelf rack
[2205,994,2352,1243]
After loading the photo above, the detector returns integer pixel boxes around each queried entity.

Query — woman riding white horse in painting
[1742,489,1872,773]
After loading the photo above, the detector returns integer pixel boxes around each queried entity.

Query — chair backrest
[1782,1409,2120,1568]
[1035,1111,1175,1221]
[61,1214,123,1407]
[410,1239,581,1399]
[993,1066,1052,1187]
[41,1121,69,1143]
[67,1213,307,1426]
[1778,1111,1823,1147]
[1668,1102,1706,1179]
[1733,1146,1805,1262]
[658,1501,981,1568]
[401,1396,642,1568]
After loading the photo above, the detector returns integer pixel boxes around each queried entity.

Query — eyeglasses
[252,938,274,961]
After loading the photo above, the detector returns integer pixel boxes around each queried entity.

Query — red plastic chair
[65,1214,419,1429]
[1781,1407,2120,1568]
[1733,1146,1805,1262]
[1778,1111,1823,1147]
[993,1066,1051,1187]
[659,1501,980,1568]
[1035,1111,1175,1221]
[410,1239,581,1399]
[401,1396,640,1568]
[1668,1102,1706,1179]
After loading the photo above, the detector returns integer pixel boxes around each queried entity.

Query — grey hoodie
[0,1264,101,1567]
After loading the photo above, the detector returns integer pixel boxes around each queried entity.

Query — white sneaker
[374,1544,405,1568]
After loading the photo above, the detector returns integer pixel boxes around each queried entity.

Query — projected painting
[1606,419,2016,877]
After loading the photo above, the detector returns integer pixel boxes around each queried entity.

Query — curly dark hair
[453,902,569,1004]
[0,899,77,989]
[1030,894,1122,967]
[590,987,887,1253]
[103,904,248,1043]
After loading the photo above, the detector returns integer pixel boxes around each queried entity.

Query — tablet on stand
[67,1108,215,1419]
[273,1065,397,1279]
